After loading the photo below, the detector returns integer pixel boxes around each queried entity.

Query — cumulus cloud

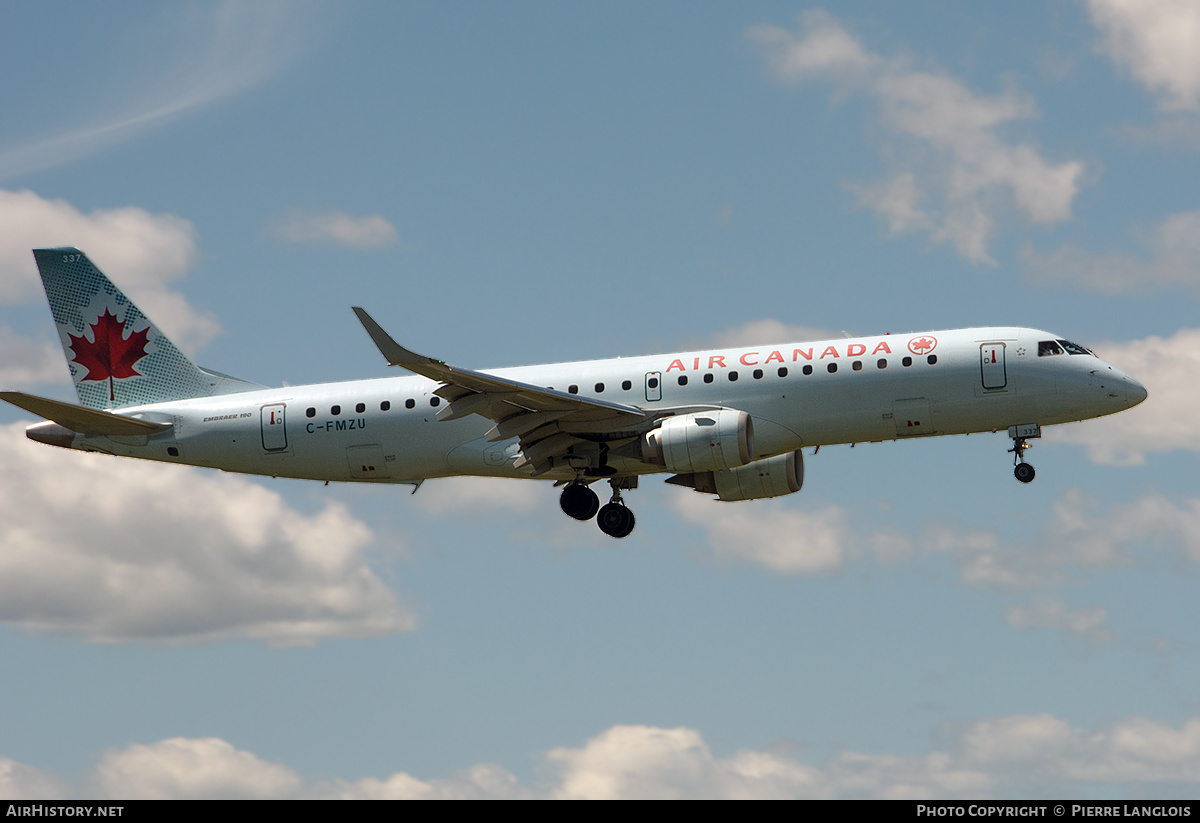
[11,714,1200,798]
[412,476,542,516]
[92,738,303,800]
[0,326,66,389]
[0,758,68,800]
[1088,0,1200,111]
[1005,598,1112,644]
[670,491,848,574]
[748,10,1084,264]
[1051,327,1200,462]
[0,189,219,354]
[271,211,399,250]
[0,421,413,646]
[699,319,836,349]
[1024,211,1200,294]
[338,764,531,800]
[0,2,308,180]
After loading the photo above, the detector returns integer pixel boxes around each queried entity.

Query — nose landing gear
[1008,423,1041,484]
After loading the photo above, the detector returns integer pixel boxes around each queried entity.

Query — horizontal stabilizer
[0,391,172,436]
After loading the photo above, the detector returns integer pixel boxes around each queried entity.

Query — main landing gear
[1007,423,1041,484]
[559,477,637,538]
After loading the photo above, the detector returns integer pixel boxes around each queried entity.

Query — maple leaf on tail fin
[68,309,151,401]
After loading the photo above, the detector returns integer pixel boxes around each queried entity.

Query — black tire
[560,484,600,520]
[1014,463,1035,483]
[597,503,635,538]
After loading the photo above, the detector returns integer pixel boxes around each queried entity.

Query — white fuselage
[37,327,1146,485]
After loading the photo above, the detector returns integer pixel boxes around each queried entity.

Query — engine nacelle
[640,409,754,473]
[668,450,804,501]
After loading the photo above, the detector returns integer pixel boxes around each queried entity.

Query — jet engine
[667,450,804,501]
[639,409,753,473]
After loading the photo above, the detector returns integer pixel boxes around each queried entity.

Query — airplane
[1,248,1148,538]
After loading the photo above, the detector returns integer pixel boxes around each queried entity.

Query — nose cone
[1125,375,1148,408]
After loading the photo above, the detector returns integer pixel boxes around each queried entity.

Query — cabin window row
[301,353,941,416]
[671,354,937,385]
[304,397,439,418]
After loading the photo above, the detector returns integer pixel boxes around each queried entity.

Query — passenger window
[430,397,440,407]
[802,365,813,376]
[648,377,659,389]
[728,371,738,382]
[405,398,415,409]
[777,367,788,378]
[331,405,341,415]
[902,357,912,367]
[852,361,862,371]
[355,403,365,413]
[678,376,688,386]
[380,401,391,411]
[622,380,632,391]
[306,407,316,418]
[703,373,714,384]
[568,385,578,394]
[827,363,838,373]
[753,369,763,379]
[927,355,937,365]
[877,359,887,369]
[595,383,604,393]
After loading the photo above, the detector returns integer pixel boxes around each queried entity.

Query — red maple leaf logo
[68,309,150,401]
[908,336,937,355]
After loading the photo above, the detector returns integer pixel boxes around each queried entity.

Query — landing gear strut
[558,477,637,537]
[1008,424,1041,484]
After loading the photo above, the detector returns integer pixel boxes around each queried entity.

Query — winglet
[352,307,447,381]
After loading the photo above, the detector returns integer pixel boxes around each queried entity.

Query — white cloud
[0,189,219,354]
[1005,598,1112,644]
[0,326,66,389]
[668,474,1200,626]
[0,758,68,800]
[338,764,531,800]
[0,421,413,646]
[92,738,302,800]
[1023,211,1200,294]
[699,319,837,349]
[14,713,1200,798]
[412,476,542,516]
[271,211,399,250]
[1089,0,1200,111]
[0,2,308,180]
[748,10,1084,264]
[1051,328,1200,462]
[670,490,848,575]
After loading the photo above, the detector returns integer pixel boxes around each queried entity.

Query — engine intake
[640,409,753,473]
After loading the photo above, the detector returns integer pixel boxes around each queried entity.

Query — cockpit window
[1057,339,1094,356]
[1038,340,1064,356]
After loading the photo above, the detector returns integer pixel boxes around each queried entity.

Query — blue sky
[1,0,1199,798]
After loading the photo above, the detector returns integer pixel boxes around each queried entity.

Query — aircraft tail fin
[32,248,264,409]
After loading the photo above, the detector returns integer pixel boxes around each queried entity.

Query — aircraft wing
[0,391,172,436]
[353,308,699,475]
